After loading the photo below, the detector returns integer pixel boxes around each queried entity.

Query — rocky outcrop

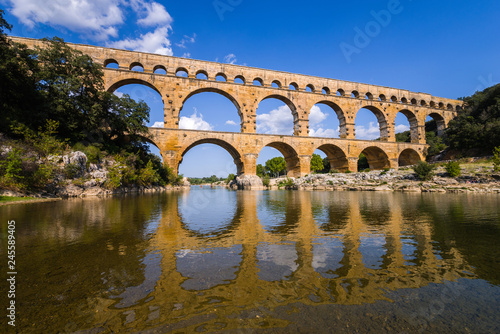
[236,175,264,190]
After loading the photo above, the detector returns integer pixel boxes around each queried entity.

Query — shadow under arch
[426,112,446,136]
[106,77,162,96]
[359,146,391,170]
[179,138,244,175]
[399,148,421,166]
[314,101,347,138]
[180,88,243,129]
[315,144,349,172]
[261,141,301,177]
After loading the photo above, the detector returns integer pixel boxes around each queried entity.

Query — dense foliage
[265,157,287,177]
[446,84,500,152]
[444,161,461,177]
[413,161,435,181]
[0,11,173,190]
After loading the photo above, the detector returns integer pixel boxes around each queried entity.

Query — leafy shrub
[0,148,24,188]
[73,142,102,164]
[493,146,500,172]
[329,169,339,174]
[413,161,435,181]
[277,178,294,188]
[138,160,160,186]
[345,170,352,174]
[105,163,124,189]
[445,161,461,177]
[262,175,270,187]
[64,163,81,179]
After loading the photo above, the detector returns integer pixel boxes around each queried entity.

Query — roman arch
[12,36,463,176]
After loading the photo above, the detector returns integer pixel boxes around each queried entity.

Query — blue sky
[2,0,499,177]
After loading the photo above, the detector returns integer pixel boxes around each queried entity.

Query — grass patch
[0,196,37,203]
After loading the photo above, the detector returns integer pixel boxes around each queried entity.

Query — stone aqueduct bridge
[14,37,463,176]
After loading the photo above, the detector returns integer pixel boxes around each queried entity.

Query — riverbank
[208,163,500,193]
[0,184,190,205]
[280,164,500,193]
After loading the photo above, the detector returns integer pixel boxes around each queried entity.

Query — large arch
[315,144,349,172]
[398,149,421,167]
[313,101,346,138]
[259,141,301,177]
[354,106,389,141]
[179,138,244,175]
[396,109,419,143]
[258,94,299,135]
[106,77,162,96]
[180,88,243,130]
[359,146,391,170]
[426,112,446,136]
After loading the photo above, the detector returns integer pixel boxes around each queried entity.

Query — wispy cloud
[224,53,237,64]
[176,33,196,48]
[225,120,238,126]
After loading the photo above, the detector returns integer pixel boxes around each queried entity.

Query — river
[1,189,499,333]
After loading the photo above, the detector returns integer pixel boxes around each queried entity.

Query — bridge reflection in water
[4,190,500,332]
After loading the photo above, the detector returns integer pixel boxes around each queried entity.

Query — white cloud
[256,105,294,135]
[308,105,337,137]
[152,121,163,128]
[114,91,124,98]
[6,0,124,40]
[309,105,328,126]
[224,53,237,64]
[108,26,173,55]
[395,124,410,133]
[182,52,191,58]
[225,120,238,126]
[176,33,196,48]
[356,122,380,140]
[179,109,213,131]
[310,128,338,138]
[134,1,173,27]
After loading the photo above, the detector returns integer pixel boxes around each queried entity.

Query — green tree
[413,161,435,181]
[310,154,324,173]
[358,153,369,171]
[265,157,286,177]
[322,157,331,173]
[0,10,42,134]
[226,173,235,183]
[395,131,411,143]
[445,161,461,177]
[493,146,500,172]
[446,83,500,153]
[256,164,265,177]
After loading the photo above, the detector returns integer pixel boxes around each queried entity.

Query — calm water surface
[1,189,499,333]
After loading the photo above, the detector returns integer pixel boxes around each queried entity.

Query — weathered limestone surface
[236,175,264,190]
[11,37,464,177]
